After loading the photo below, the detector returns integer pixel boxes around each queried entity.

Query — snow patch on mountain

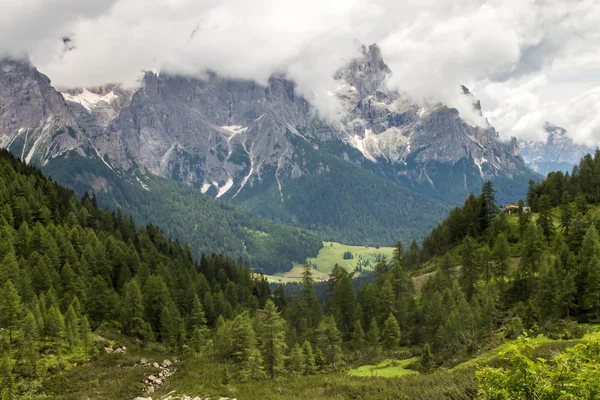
[62,89,117,111]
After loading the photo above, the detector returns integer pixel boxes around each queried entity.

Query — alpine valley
[0,45,537,273]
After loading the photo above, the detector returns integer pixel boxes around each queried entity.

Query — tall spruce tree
[260,300,287,379]
[0,280,23,343]
[382,313,401,350]
[460,236,479,300]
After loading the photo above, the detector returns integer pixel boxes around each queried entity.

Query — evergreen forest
[2,148,600,399]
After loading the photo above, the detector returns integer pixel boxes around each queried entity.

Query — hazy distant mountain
[519,123,595,176]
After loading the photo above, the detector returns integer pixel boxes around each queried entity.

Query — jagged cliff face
[0,44,534,207]
[0,59,86,165]
[518,123,594,175]
[335,46,523,180]
[84,44,530,202]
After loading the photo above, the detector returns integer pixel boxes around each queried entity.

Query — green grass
[298,241,395,274]
[262,241,395,282]
[348,357,420,378]
[154,358,476,400]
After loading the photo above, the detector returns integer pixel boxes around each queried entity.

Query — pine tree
[585,256,600,320]
[559,193,573,235]
[64,304,80,348]
[302,340,316,375]
[365,317,380,351]
[190,326,206,357]
[188,295,208,334]
[247,347,266,380]
[517,199,531,240]
[460,236,479,300]
[330,273,356,339]
[0,353,14,400]
[230,311,257,379]
[382,313,401,350]
[421,343,435,373]
[440,253,454,281]
[288,343,305,377]
[0,280,23,343]
[479,246,493,283]
[45,305,65,342]
[316,316,344,371]
[122,280,153,341]
[260,300,287,379]
[536,195,554,241]
[80,316,95,359]
[493,233,510,278]
[350,320,365,351]
[580,225,600,269]
[521,223,544,277]
[560,272,577,319]
[314,348,327,372]
[20,311,39,375]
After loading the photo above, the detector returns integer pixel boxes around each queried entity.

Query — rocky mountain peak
[0,57,85,165]
[518,122,594,175]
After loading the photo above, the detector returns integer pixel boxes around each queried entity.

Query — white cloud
[1,0,599,143]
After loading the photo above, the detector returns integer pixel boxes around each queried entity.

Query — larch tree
[260,300,287,379]
[302,340,316,375]
[0,280,23,344]
[382,313,401,350]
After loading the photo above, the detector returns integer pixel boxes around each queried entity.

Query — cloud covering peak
[1,0,599,144]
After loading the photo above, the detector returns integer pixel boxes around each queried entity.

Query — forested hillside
[2,148,600,399]
[43,154,323,274]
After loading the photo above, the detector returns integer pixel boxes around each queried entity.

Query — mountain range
[518,123,595,176]
[0,44,538,271]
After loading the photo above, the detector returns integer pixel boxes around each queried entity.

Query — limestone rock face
[0,58,86,165]
[0,44,535,205]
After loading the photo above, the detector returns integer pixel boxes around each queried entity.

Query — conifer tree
[365,317,380,351]
[64,304,80,348]
[20,311,39,375]
[350,320,365,351]
[122,280,153,341]
[440,253,454,281]
[536,195,554,241]
[559,193,573,235]
[230,311,257,379]
[45,305,65,342]
[479,246,493,283]
[0,280,23,343]
[190,326,205,357]
[188,294,208,334]
[316,316,344,371]
[460,236,479,300]
[314,348,327,372]
[80,316,95,359]
[247,348,266,380]
[585,256,600,320]
[517,200,531,240]
[421,343,435,373]
[521,223,544,277]
[493,233,510,278]
[580,225,600,269]
[289,343,305,377]
[302,340,316,375]
[0,353,14,400]
[330,273,356,339]
[382,313,401,350]
[260,300,287,379]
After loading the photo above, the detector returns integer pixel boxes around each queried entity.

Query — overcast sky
[1,0,599,145]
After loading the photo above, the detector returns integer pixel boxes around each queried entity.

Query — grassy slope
[348,358,420,378]
[263,241,395,282]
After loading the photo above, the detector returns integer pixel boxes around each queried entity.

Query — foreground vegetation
[4,149,600,398]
